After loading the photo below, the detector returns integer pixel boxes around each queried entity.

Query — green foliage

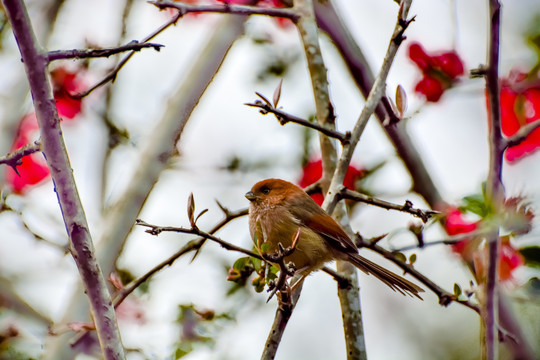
[173,304,233,359]
[460,193,490,218]
[453,283,462,297]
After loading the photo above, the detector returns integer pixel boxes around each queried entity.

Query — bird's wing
[287,195,358,253]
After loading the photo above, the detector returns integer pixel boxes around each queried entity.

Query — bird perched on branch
[245,178,423,299]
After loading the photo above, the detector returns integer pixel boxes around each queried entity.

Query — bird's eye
[261,187,270,195]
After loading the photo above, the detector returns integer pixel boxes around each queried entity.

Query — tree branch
[293,0,369,359]
[314,0,443,207]
[76,12,182,98]
[245,96,351,145]
[47,10,252,359]
[504,118,540,148]
[322,0,414,216]
[149,0,299,22]
[338,187,438,223]
[115,207,247,307]
[47,41,163,61]
[0,140,41,173]
[2,0,125,359]
[484,1,503,359]
[355,235,481,314]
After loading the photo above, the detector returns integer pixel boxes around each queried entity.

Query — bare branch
[322,0,414,216]
[76,13,182,98]
[0,140,41,173]
[47,41,163,62]
[3,1,125,358]
[355,235,481,314]
[504,118,540,149]
[484,2,503,359]
[339,187,439,223]
[135,219,261,259]
[149,0,299,22]
[314,0,443,207]
[245,99,350,144]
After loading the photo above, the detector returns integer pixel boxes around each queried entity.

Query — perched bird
[245,178,423,299]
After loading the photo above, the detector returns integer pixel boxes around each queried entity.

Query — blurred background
[1,0,540,359]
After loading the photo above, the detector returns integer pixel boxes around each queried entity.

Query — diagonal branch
[322,0,414,216]
[115,207,247,307]
[355,235,481,314]
[2,0,125,359]
[504,118,540,149]
[76,12,182,98]
[47,41,163,61]
[245,97,350,144]
[314,0,442,207]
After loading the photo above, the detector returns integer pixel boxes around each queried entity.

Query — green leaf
[251,257,262,271]
[409,253,417,265]
[232,257,248,271]
[519,246,540,268]
[260,242,270,253]
[453,283,462,297]
[461,193,489,217]
[393,251,406,263]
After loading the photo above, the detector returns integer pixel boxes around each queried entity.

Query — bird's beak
[245,191,256,201]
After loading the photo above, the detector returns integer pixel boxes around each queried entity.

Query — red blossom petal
[6,113,50,194]
[6,155,50,194]
[497,73,540,162]
[444,208,479,256]
[408,43,431,71]
[415,76,444,102]
[408,43,465,102]
[56,96,82,120]
[298,158,364,206]
[433,52,464,79]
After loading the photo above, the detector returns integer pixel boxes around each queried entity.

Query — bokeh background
[1,0,540,359]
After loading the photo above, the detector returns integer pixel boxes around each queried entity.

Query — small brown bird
[245,178,423,298]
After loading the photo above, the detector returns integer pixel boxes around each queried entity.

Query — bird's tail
[346,253,424,299]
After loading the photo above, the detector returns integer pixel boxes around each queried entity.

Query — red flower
[444,207,523,282]
[444,208,479,256]
[6,66,85,194]
[408,42,464,102]
[6,114,50,194]
[497,71,540,162]
[473,237,524,282]
[50,67,85,120]
[299,159,364,206]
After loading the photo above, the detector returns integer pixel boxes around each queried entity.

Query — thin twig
[0,140,41,173]
[339,187,438,223]
[150,0,299,22]
[47,41,163,61]
[245,98,350,144]
[356,235,481,314]
[76,12,182,98]
[504,118,540,148]
[135,219,261,259]
[314,0,443,207]
[113,207,248,307]
[322,0,414,216]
